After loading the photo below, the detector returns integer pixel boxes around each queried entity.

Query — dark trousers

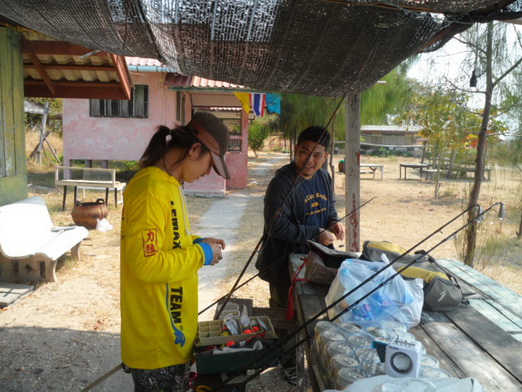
[269,283,296,368]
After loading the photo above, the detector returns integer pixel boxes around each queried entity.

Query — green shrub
[369,147,391,157]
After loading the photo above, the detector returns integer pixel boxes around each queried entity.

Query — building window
[90,85,149,118]
[228,138,242,152]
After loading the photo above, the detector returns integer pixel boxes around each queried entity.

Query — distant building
[63,57,253,197]
[360,125,422,149]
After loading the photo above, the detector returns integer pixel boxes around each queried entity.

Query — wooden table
[289,254,522,392]
[399,163,430,179]
[360,163,384,180]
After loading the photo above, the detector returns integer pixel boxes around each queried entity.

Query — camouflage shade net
[0,0,521,96]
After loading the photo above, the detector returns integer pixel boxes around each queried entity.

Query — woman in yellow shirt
[121,112,230,391]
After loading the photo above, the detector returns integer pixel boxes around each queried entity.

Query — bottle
[352,302,374,321]
[250,318,261,333]
[221,324,231,336]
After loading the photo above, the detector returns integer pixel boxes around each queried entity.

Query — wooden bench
[434,162,492,181]
[453,166,491,181]
[0,197,89,283]
[55,166,126,211]
[420,168,440,180]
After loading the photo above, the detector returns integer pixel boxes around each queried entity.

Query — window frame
[89,85,149,118]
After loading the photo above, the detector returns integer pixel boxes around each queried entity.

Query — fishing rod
[83,50,378,392]
[260,47,378,253]
[213,51,378,319]
[83,135,365,392]
[208,197,376,319]
[214,202,502,391]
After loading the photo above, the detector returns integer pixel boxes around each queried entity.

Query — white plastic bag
[345,375,483,392]
[325,259,423,329]
[96,218,113,232]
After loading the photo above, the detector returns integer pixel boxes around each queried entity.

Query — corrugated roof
[21,34,132,100]
[126,57,163,67]
[361,125,421,133]
[165,73,248,90]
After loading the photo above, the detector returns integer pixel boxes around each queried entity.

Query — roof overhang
[164,73,254,108]
[22,38,133,100]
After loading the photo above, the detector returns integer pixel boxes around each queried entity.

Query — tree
[397,84,484,197]
[279,63,417,151]
[457,21,522,266]
[360,62,415,125]
[248,113,279,158]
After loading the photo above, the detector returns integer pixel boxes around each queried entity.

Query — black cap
[188,112,231,180]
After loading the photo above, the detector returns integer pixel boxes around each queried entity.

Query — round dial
[390,352,413,373]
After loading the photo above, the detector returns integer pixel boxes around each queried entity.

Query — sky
[406,21,522,136]
[408,21,522,87]
[408,40,469,85]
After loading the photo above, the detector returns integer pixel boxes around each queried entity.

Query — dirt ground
[0,151,521,391]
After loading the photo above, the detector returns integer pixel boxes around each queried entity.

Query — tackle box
[195,316,281,375]
[197,315,276,346]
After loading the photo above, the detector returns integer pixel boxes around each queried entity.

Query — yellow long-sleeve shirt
[120,166,207,369]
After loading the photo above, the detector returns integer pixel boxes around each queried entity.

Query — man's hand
[329,221,345,241]
[318,229,336,246]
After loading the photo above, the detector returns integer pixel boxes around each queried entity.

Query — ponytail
[139,125,209,168]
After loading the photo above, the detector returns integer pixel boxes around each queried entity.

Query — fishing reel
[373,336,423,378]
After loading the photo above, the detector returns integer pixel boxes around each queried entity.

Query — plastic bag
[344,375,484,392]
[96,218,113,232]
[325,259,424,329]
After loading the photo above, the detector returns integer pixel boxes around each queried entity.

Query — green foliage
[279,63,417,147]
[360,62,416,125]
[368,147,392,157]
[70,159,86,167]
[121,160,141,172]
[279,93,345,142]
[248,113,280,157]
[397,84,488,168]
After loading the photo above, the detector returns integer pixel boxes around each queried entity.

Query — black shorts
[129,362,190,392]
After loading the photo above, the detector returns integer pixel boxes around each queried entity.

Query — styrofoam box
[197,316,277,347]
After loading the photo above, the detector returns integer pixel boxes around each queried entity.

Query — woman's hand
[202,238,226,265]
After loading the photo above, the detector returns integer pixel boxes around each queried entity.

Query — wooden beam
[24,84,130,100]
[21,39,108,57]
[344,94,361,252]
[25,80,123,89]
[29,54,55,96]
[24,64,118,72]
[110,53,133,100]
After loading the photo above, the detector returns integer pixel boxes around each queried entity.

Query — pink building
[62,58,252,197]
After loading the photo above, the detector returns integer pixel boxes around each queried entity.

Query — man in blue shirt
[257,125,345,305]
[256,126,345,383]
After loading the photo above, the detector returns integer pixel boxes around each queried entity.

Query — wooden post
[344,94,361,252]
[36,102,49,165]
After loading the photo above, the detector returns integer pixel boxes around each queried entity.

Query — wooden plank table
[289,254,522,392]
[399,163,430,179]
[360,163,384,180]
